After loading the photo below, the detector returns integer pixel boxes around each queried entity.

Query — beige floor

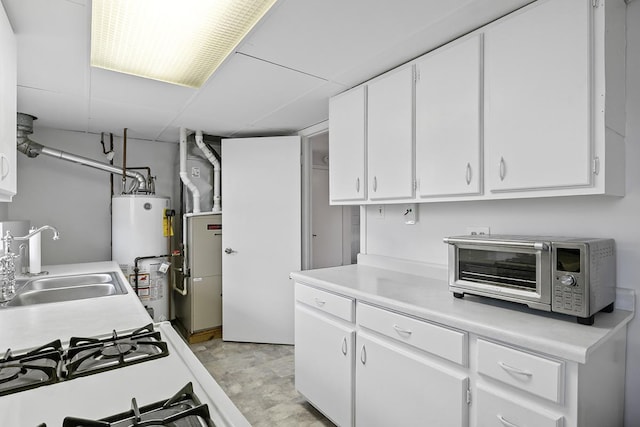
[190,338,335,427]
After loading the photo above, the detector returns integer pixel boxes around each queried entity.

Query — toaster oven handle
[443,237,549,251]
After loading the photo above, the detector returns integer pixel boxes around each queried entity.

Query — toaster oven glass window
[556,248,581,272]
[458,248,537,290]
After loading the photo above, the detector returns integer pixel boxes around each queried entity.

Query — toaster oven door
[446,239,552,309]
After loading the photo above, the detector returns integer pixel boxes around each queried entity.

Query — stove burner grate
[0,340,62,397]
[62,382,215,427]
[64,324,169,380]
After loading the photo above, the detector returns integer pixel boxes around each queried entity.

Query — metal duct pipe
[179,127,201,214]
[194,130,221,212]
[16,113,148,193]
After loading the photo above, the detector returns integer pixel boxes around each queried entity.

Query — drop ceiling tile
[174,53,327,136]
[238,0,471,84]
[6,0,89,96]
[90,68,198,113]
[18,86,89,132]
[88,99,178,141]
[244,81,345,136]
[155,127,181,143]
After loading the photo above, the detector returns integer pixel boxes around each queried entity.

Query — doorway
[302,129,359,270]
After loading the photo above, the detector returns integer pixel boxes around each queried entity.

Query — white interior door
[222,136,301,344]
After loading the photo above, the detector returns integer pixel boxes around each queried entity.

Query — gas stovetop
[0,324,169,397]
[0,322,248,427]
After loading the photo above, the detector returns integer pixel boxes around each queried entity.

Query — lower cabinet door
[355,333,469,427]
[476,386,564,427]
[295,304,355,427]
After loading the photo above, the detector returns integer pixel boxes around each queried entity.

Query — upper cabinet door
[329,86,367,203]
[484,0,592,193]
[367,66,414,201]
[0,3,17,202]
[415,34,483,198]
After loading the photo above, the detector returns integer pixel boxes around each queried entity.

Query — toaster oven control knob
[560,274,576,286]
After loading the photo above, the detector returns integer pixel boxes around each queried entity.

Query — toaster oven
[443,235,616,325]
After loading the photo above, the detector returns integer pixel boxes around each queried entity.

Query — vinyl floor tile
[190,338,335,426]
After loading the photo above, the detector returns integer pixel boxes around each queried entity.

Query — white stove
[0,322,249,427]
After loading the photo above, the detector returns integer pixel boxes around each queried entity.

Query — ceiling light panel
[91,0,277,88]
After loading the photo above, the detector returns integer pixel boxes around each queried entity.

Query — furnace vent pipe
[194,130,221,213]
[179,127,201,214]
[16,113,148,193]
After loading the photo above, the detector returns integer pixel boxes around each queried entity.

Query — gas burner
[100,342,137,358]
[0,366,24,383]
[64,324,169,380]
[0,340,62,396]
[62,382,215,427]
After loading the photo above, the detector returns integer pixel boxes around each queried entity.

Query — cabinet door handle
[497,414,520,427]
[499,157,506,181]
[342,337,348,356]
[0,154,9,180]
[373,176,377,192]
[314,298,326,307]
[356,177,360,193]
[360,345,367,365]
[393,324,413,336]
[498,361,533,377]
[465,163,472,185]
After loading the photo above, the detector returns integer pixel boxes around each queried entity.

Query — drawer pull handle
[497,414,520,427]
[314,298,326,307]
[342,337,348,356]
[498,361,533,377]
[393,324,413,336]
[360,345,367,365]
[356,177,360,193]
[465,162,472,185]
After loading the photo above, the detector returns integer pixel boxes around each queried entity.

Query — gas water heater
[112,194,170,321]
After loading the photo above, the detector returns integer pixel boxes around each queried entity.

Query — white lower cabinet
[356,332,469,427]
[294,283,627,427]
[295,285,355,427]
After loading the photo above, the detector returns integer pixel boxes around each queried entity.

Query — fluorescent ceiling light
[91,0,277,88]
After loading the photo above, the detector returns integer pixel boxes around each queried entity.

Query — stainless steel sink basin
[3,272,128,307]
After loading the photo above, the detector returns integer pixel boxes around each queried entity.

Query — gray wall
[2,127,178,265]
[364,2,640,423]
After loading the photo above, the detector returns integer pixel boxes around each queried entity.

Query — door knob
[224,248,236,254]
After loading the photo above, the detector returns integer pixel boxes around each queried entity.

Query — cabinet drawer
[295,284,354,322]
[357,303,466,365]
[476,386,563,427]
[477,339,563,402]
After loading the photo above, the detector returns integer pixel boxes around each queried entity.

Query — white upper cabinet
[415,34,483,198]
[329,86,367,203]
[327,0,624,205]
[484,0,619,194]
[367,66,414,201]
[0,3,17,202]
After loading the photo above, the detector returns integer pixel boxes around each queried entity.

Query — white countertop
[1,261,152,350]
[290,264,634,363]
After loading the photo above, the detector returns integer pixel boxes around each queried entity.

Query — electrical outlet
[466,226,490,236]
[376,205,385,219]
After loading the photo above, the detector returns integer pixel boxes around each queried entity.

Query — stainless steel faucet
[14,225,61,242]
[0,226,61,301]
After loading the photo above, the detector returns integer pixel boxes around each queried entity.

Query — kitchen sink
[3,272,128,307]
